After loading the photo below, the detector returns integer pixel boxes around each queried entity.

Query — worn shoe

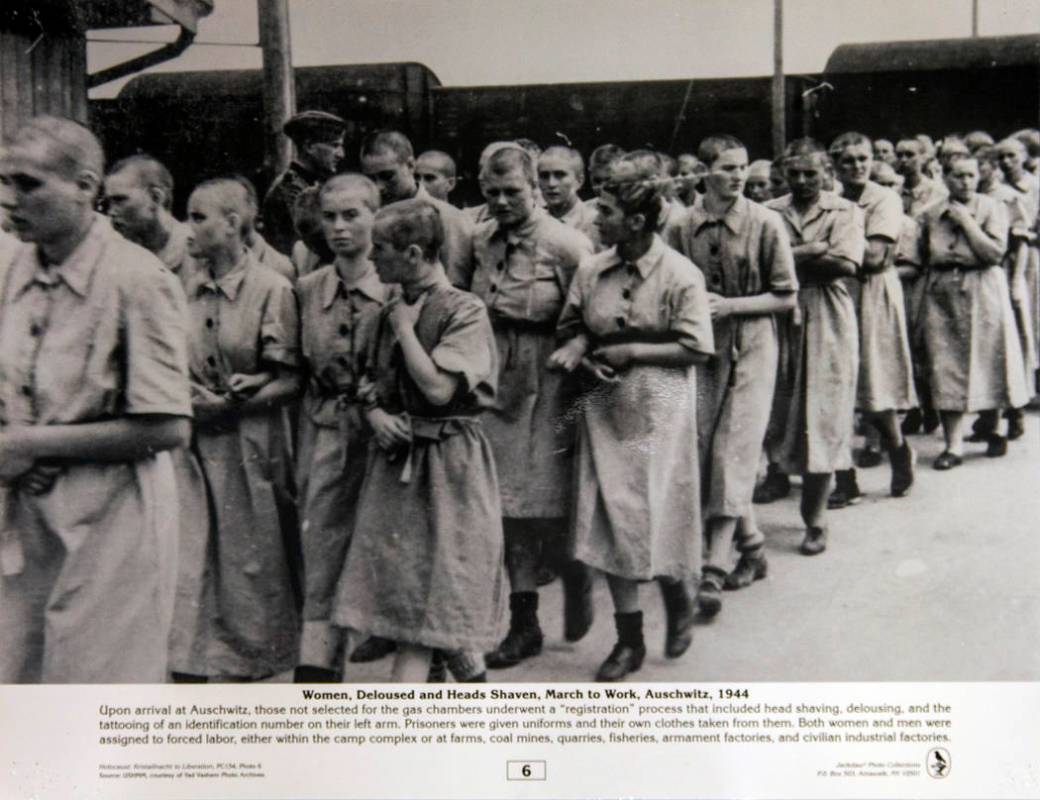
[799,526,827,556]
[933,451,963,470]
[724,549,768,590]
[485,592,543,669]
[827,469,863,509]
[596,611,646,682]
[901,408,922,435]
[696,566,727,618]
[889,441,916,498]
[350,636,397,663]
[986,434,1008,458]
[1006,411,1025,441]
[561,561,594,642]
[596,642,646,682]
[753,468,790,504]
[659,579,695,658]
[855,447,884,468]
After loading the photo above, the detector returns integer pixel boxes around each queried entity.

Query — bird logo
[927,748,951,779]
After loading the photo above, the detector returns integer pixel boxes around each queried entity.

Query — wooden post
[772,0,785,158]
[971,0,979,36]
[258,0,295,181]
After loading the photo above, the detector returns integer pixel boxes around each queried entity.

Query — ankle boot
[1006,408,1025,440]
[696,565,728,618]
[485,592,543,669]
[800,526,827,555]
[753,463,790,503]
[659,578,695,658]
[724,546,768,590]
[889,441,916,497]
[561,560,594,642]
[827,469,863,509]
[596,611,645,681]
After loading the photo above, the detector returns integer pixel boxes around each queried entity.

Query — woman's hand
[580,356,620,384]
[228,371,273,399]
[707,292,731,320]
[389,295,425,337]
[192,384,232,423]
[548,337,588,372]
[366,408,412,451]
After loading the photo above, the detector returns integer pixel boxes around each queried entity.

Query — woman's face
[945,159,979,203]
[594,192,633,248]
[704,148,748,202]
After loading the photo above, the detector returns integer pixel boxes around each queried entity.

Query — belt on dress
[390,414,482,484]
[488,312,556,334]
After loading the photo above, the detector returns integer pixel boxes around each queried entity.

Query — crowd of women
[0,112,1035,685]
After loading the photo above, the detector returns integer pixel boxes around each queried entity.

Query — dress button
[29,324,41,337]
[205,318,214,328]
[497,261,505,271]
[616,317,627,329]
[622,289,631,300]
[338,356,350,367]
[21,385,31,397]
[489,284,497,293]
[339,324,350,336]
[709,245,720,256]
[206,356,216,367]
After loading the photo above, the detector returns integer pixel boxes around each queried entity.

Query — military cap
[282,110,346,143]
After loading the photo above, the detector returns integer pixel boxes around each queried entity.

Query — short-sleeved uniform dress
[296,262,391,661]
[169,251,302,678]
[672,195,797,519]
[767,193,865,474]
[0,217,192,683]
[851,181,918,412]
[1006,173,1040,374]
[918,195,1029,412]
[332,280,507,651]
[463,208,593,521]
[557,235,715,582]
[986,182,1038,376]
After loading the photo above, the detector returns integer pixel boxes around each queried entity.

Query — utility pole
[772,0,785,157]
[971,0,979,36]
[258,0,295,181]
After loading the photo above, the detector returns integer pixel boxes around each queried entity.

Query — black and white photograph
[0,0,1038,797]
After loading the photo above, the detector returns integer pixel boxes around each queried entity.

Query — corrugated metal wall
[0,29,87,141]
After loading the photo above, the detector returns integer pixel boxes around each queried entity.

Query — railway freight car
[812,34,1040,144]
[89,61,439,213]
[88,34,1040,212]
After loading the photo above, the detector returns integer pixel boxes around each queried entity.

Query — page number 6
[507,761,546,781]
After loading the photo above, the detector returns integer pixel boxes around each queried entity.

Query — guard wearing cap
[262,110,346,255]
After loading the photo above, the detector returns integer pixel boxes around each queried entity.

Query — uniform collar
[605,234,666,279]
[774,192,843,228]
[321,261,387,309]
[12,213,109,299]
[937,194,980,218]
[490,206,546,247]
[289,159,321,185]
[689,194,749,236]
[193,248,251,301]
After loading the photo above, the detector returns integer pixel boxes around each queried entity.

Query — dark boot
[800,526,827,556]
[724,545,768,590]
[596,611,645,682]
[696,565,728,618]
[986,433,1008,458]
[485,592,543,669]
[968,410,999,442]
[1006,408,1026,441]
[827,469,863,509]
[753,463,790,504]
[350,636,397,663]
[901,407,922,435]
[659,578,695,658]
[889,441,916,498]
[561,560,594,642]
[293,665,341,683]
